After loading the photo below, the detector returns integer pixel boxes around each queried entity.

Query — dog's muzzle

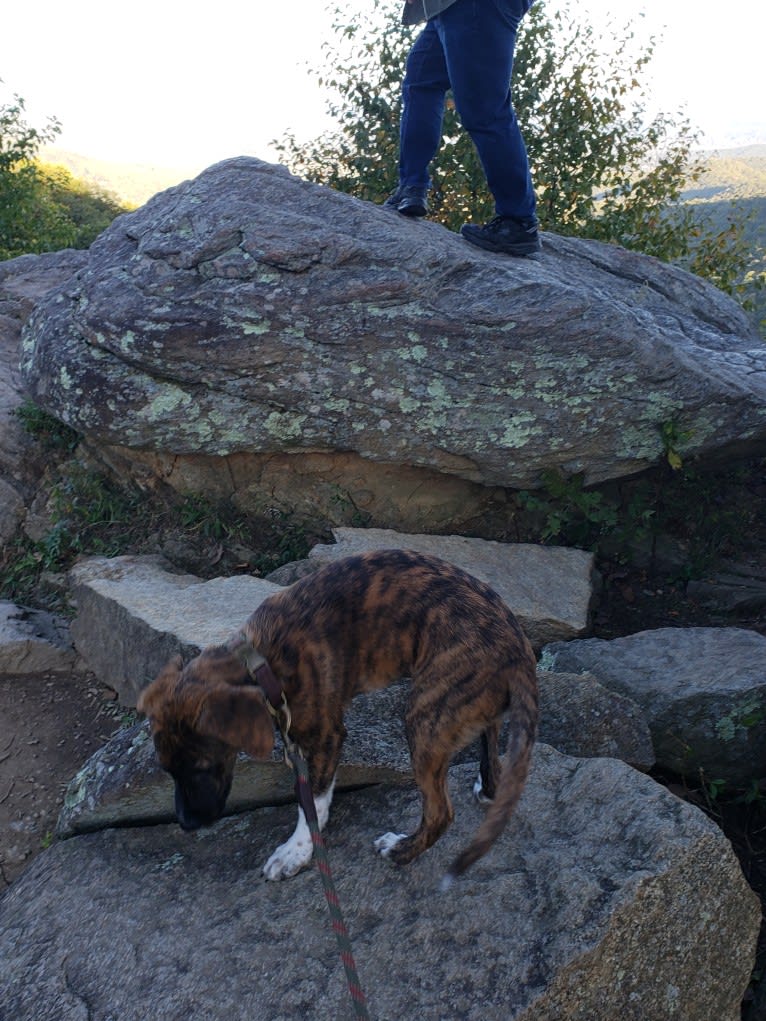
[174,773,232,830]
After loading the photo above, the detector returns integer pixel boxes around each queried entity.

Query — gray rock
[0,601,76,674]
[4,750,758,1021]
[58,665,652,837]
[310,527,596,648]
[543,627,766,784]
[264,557,322,586]
[0,250,86,485]
[18,158,766,533]
[0,252,88,552]
[538,669,654,769]
[69,554,283,705]
[687,558,766,614]
[57,686,412,837]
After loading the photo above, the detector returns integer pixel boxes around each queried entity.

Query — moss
[398,396,421,414]
[240,320,271,336]
[139,387,193,420]
[264,410,307,441]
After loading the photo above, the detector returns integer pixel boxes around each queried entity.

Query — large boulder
[2,750,758,1021]
[543,626,766,785]
[19,157,766,531]
[0,251,87,542]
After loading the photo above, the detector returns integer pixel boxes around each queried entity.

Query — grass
[0,455,322,611]
[14,400,79,453]
[513,454,763,582]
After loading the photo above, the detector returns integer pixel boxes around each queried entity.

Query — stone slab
[69,555,282,705]
[310,527,596,648]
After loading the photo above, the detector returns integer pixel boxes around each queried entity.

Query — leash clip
[265,690,293,750]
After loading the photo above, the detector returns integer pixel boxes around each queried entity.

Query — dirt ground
[0,670,122,890]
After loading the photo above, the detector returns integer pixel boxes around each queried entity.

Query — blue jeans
[399,0,536,220]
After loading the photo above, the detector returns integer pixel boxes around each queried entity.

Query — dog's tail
[444,667,538,886]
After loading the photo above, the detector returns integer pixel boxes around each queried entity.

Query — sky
[2,0,764,175]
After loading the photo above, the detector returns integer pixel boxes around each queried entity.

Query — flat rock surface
[544,626,766,783]
[1,749,758,1021]
[0,601,76,674]
[310,527,596,648]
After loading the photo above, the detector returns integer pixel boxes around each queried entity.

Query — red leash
[234,638,371,1019]
[285,739,371,1019]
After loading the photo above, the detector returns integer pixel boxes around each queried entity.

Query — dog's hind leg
[474,721,502,804]
[374,746,454,866]
[262,777,336,881]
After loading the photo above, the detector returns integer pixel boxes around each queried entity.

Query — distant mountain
[39,147,203,208]
[684,144,766,201]
[684,145,766,333]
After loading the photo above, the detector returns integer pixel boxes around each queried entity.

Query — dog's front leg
[262,778,335,881]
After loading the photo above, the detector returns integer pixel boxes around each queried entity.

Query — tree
[0,85,76,259]
[1,82,128,260]
[275,0,755,299]
[37,163,127,249]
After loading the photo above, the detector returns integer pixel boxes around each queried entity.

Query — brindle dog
[138,549,538,882]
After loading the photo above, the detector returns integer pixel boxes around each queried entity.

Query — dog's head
[137,647,275,831]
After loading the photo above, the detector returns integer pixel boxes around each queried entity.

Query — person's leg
[399,21,451,188]
[384,21,450,216]
[436,0,538,247]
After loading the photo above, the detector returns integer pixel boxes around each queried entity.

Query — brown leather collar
[229,631,283,713]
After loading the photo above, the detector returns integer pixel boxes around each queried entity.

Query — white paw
[262,836,313,881]
[374,832,407,858]
[473,775,493,805]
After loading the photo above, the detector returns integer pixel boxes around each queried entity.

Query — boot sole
[461,227,541,257]
[383,198,428,217]
[398,204,427,217]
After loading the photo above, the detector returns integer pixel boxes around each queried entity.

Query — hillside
[685,145,766,201]
[39,146,201,207]
[683,145,766,330]
[42,142,766,227]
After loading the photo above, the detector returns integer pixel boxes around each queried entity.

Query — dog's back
[248,548,532,691]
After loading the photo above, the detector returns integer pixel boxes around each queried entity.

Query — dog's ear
[137,654,184,719]
[196,686,275,760]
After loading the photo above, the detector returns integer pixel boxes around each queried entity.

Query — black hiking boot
[383,185,429,218]
[460,215,541,256]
